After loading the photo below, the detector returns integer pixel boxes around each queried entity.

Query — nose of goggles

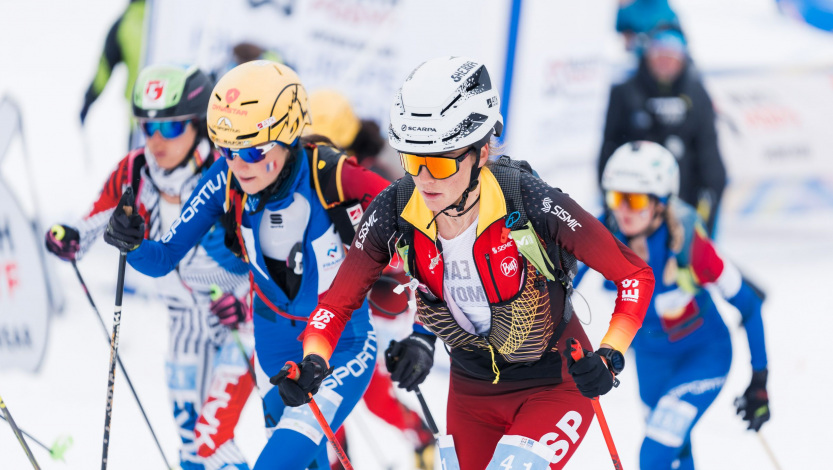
[216,141,282,164]
[399,148,473,180]
[140,119,193,139]
[606,191,652,211]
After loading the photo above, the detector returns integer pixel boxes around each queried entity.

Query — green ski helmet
[132,65,212,121]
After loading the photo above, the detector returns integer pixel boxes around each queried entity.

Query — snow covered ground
[1,0,831,469]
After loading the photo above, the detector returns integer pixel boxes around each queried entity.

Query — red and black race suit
[305,166,653,383]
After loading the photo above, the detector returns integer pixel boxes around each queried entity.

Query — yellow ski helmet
[307,89,361,150]
[207,60,311,149]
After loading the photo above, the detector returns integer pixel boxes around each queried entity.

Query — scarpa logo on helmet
[406,126,437,132]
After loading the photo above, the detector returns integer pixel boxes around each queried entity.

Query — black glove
[270,354,332,407]
[385,333,435,392]
[103,187,145,252]
[564,338,616,398]
[735,369,770,431]
[45,224,80,261]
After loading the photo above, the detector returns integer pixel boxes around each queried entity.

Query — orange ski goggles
[606,191,652,211]
[399,148,474,180]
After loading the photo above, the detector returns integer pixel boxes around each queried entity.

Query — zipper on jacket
[484,253,503,303]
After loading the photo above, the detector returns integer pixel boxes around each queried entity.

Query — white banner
[0,181,50,372]
[146,0,509,131]
[503,0,619,207]
[706,69,833,181]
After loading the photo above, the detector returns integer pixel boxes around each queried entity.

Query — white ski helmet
[602,141,680,198]
[389,56,503,154]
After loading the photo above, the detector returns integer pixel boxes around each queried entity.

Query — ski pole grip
[284,361,300,381]
[569,338,585,362]
[51,224,66,241]
[210,284,223,302]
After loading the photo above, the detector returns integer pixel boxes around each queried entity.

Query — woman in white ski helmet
[596,141,770,469]
[290,56,656,469]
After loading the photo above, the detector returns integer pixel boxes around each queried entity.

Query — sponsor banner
[706,69,833,181]
[146,0,508,131]
[0,180,50,372]
[706,69,833,215]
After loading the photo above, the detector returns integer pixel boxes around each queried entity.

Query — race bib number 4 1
[486,435,556,470]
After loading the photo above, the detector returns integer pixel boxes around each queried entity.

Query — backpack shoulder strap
[488,155,529,230]
[309,142,351,208]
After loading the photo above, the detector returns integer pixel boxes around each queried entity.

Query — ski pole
[757,432,783,470]
[210,285,257,382]
[413,386,439,436]
[284,361,353,470]
[100,192,133,470]
[0,415,74,461]
[0,393,41,469]
[568,338,623,470]
[66,257,172,469]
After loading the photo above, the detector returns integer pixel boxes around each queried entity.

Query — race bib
[486,435,556,470]
[275,388,343,444]
[438,435,461,470]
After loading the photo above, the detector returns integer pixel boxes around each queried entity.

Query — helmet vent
[214,93,222,101]
[442,130,461,142]
[405,139,433,144]
[410,112,432,117]
[237,131,259,140]
[240,101,258,106]
[441,94,461,116]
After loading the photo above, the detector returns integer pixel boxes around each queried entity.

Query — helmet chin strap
[425,150,483,230]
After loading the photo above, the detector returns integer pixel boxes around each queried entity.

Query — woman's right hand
[45,224,80,261]
[385,333,436,392]
[103,187,145,252]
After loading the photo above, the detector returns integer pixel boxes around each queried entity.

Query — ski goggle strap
[215,141,282,164]
[399,148,473,180]
[140,119,193,139]
[606,191,652,211]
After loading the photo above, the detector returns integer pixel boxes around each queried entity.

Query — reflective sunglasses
[399,148,474,180]
[215,141,281,164]
[140,119,193,139]
[606,191,652,211]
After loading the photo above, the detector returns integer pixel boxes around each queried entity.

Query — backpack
[393,155,577,317]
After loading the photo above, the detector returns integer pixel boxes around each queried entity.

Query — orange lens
[606,191,650,210]
[399,153,463,179]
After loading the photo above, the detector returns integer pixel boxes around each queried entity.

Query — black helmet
[132,65,212,121]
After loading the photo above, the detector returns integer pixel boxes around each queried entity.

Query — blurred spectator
[80,0,145,126]
[307,89,401,180]
[211,42,285,81]
[616,0,681,53]
[598,29,726,235]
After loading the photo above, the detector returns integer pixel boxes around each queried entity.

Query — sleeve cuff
[303,333,335,363]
